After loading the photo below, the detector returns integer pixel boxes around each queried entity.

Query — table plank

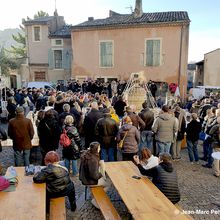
[0,167,46,220]
[105,161,190,220]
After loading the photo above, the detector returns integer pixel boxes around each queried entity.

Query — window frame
[144,38,162,67]
[32,26,41,42]
[99,40,114,68]
[51,39,63,47]
[53,48,63,70]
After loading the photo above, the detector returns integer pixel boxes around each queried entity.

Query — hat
[15,106,24,114]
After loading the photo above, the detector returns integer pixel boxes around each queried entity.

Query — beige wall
[26,25,51,64]
[204,49,220,86]
[72,24,189,94]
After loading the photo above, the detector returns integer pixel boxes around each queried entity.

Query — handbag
[118,130,129,149]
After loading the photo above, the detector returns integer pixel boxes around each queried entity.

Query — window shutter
[48,49,54,69]
[146,40,153,66]
[100,42,113,67]
[153,40,160,66]
[62,49,71,70]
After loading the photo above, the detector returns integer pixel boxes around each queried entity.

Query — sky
[1,0,220,62]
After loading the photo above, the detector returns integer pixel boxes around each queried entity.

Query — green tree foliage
[0,47,17,75]
[34,11,49,19]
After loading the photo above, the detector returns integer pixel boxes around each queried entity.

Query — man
[95,108,118,161]
[114,95,126,118]
[125,106,145,130]
[8,106,34,166]
[133,152,180,204]
[83,102,103,148]
[152,105,178,154]
[139,101,155,152]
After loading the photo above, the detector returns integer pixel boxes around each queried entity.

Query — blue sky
[1,0,220,62]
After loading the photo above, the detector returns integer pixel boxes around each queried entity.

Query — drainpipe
[178,25,183,88]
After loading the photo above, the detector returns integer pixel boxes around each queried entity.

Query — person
[0,125,7,153]
[95,108,118,162]
[117,116,140,161]
[79,142,109,208]
[139,147,159,170]
[139,101,155,152]
[152,105,178,154]
[172,106,186,160]
[83,101,103,148]
[38,109,61,165]
[133,153,180,204]
[7,97,17,120]
[62,115,82,176]
[209,117,220,177]
[125,106,145,130]
[113,95,126,118]
[33,151,76,212]
[186,113,201,164]
[8,106,34,166]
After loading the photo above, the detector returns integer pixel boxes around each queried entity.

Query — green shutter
[100,42,113,67]
[48,49,54,69]
[146,40,160,66]
[62,49,72,70]
[146,40,153,66]
[153,40,160,66]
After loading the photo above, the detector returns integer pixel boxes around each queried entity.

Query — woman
[62,115,82,176]
[133,153,180,204]
[117,116,140,161]
[140,148,159,170]
[33,151,76,211]
[79,142,109,208]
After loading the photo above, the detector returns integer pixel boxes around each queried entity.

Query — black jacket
[33,164,75,194]
[137,162,180,204]
[62,125,82,160]
[114,100,126,117]
[95,114,118,149]
[79,151,102,185]
[186,120,201,142]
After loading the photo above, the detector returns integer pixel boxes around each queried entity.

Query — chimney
[88,17,94,21]
[134,0,143,18]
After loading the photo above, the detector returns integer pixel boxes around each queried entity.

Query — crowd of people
[1,82,220,212]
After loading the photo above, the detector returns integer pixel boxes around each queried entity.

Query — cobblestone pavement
[1,142,220,220]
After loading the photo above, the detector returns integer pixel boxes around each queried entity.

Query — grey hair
[63,103,70,112]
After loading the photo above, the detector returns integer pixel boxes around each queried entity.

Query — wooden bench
[49,197,66,220]
[90,186,121,220]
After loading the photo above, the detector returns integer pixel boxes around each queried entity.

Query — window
[54,50,62,69]
[33,26,41,42]
[51,39,63,46]
[145,39,161,66]
[100,41,113,67]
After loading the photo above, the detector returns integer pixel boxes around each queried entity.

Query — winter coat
[95,114,118,149]
[186,120,201,142]
[79,151,102,185]
[137,162,180,204]
[62,125,82,160]
[38,115,61,153]
[8,114,34,151]
[83,108,103,148]
[114,100,126,117]
[127,112,145,130]
[117,124,140,154]
[33,163,75,194]
[174,110,186,140]
[139,108,154,131]
[7,103,17,120]
[209,124,220,148]
[152,113,178,143]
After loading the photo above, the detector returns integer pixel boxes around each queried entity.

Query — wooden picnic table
[105,161,191,220]
[0,167,46,220]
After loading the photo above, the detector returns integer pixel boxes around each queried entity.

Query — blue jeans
[64,159,78,176]
[101,148,115,162]
[156,141,171,154]
[139,130,153,152]
[14,149,30,166]
[187,140,199,162]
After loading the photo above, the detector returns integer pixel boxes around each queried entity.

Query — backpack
[59,128,71,148]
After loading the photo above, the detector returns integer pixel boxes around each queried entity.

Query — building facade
[23,12,72,84]
[204,48,220,86]
[71,0,190,95]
